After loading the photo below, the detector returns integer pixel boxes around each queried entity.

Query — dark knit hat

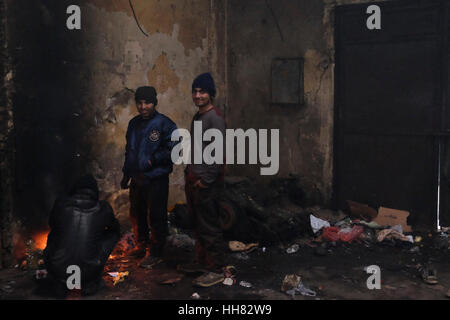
[70,174,99,199]
[192,73,216,98]
[135,86,158,106]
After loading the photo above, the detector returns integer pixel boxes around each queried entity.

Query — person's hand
[193,180,208,189]
[120,175,130,189]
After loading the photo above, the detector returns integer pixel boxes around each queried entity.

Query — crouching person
[42,174,120,297]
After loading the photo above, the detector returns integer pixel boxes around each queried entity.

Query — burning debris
[108,232,137,261]
[15,231,49,271]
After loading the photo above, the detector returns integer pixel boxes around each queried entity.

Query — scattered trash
[357,220,383,229]
[35,269,48,280]
[414,236,423,243]
[390,224,403,234]
[322,225,364,243]
[281,274,301,292]
[239,281,252,288]
[409,246,420,254]
[232,252,250,260]
[191,292,201,300]
[376,229,413,243]
[229,241,259,252]
[193,272,225,288]
[359,229,376,244]
[347,200,378,221]
[310,215,330,234]
[420,266,438,285]
[334,217,353,228]
[286,281,317,297]
[373,207,412,233]
[223,278,234,286]
[158,272,184,285]
[339,225,364,242]
[223,266,237,278]
[167,234,196,249]
[286,244,300,254]
[262,247,267,253]
[1,285,14,294]
[108,271,130,286]
[322,227,340,242]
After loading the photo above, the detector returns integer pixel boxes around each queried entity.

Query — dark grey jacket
[187,107,226,186]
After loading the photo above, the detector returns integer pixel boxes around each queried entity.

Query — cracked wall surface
[6,0,227,237]
[80,0,226,228]
[227,0,393,205]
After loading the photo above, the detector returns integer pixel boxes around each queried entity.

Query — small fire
[32,231,50,250]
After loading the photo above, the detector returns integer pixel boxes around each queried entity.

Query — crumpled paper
[310,215,331,234]
[286,281,317,297]
[376,229,413,243]
[108,271,130,286]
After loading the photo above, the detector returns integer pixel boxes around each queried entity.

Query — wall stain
[90,0,209,52]
[148,53,180,94]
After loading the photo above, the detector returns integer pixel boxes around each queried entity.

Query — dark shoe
[140,255,163,269]
[128,243,147,258]
[177,262,209,274]
[192,272,225,287]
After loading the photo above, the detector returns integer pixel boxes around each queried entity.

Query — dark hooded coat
[43,175,120,285]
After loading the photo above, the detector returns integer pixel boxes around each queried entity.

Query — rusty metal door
[334,0,448,230]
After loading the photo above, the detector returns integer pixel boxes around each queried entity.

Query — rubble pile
[169,176,312,246]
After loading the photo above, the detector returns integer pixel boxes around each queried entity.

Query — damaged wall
[4,0,227,266]
[0,0,15,268]
[226,0,391,205]
[74,0,227,228]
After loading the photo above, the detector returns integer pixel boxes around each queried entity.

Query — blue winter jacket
[122,111,178,182]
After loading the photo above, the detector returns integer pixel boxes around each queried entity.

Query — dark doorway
[334,0,450,230]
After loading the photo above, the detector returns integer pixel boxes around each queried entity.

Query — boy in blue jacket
[121,86,178,268]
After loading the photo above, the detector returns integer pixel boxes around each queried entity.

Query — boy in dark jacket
[121,86,178,268]
[43,174,120,296]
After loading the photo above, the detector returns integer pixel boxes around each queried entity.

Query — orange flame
[32,231,50,250]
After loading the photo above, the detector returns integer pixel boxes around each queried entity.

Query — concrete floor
[1,233,449,300]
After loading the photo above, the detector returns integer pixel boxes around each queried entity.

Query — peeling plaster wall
[6,0,227,237]
[227,0,392,205]
[80,0,227,228]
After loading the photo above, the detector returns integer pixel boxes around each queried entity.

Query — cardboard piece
[229,241,259,252]
[373,207,412,233]
[346,200,378,221]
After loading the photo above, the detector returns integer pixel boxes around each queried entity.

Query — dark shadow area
[8,0,91,232]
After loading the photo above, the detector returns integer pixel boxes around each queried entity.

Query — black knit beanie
[192,73,216,98]
[70,174,99,198]
[135,86,158,106]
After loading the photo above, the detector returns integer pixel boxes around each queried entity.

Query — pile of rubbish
[17,239,45,271]
[169,176,312,246]
[309,201,420,247]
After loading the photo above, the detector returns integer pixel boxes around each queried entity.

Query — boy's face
[136,100,155,118]
[192,88,211,108]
